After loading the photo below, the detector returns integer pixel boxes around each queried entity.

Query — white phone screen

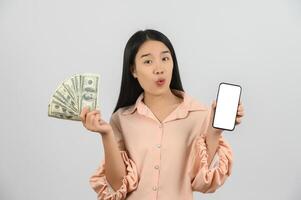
[212,83,242,131]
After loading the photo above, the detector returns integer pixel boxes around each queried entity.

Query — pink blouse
[89,89,233,200]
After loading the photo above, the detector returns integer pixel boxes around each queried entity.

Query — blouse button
[154,165,160,169]
[159,124,163,128]
[152,186,158,191]
[156,144,161,148]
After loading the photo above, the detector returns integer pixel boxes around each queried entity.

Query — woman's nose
[155,69,163,74]
[154,63,164,74]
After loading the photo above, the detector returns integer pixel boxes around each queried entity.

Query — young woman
[80,29,244,200]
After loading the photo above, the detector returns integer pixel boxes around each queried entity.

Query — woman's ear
[131,65,137,79]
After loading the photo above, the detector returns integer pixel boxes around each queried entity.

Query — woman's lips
[155,79,166,86]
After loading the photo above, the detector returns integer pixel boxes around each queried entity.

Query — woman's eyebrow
[140,50,170,58]
[161,50,170,55]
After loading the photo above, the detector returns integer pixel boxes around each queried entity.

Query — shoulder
[110,105,134,121]
[185,93,209,112]
[109,106,136,130]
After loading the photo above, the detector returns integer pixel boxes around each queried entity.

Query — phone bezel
[212,82,242,131]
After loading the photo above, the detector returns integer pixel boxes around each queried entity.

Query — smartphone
[212,82,242,131]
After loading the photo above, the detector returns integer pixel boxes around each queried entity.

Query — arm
[101,131,127,191]
[205,131,222,167]
[88,113,139,200]
[189,134,233,193]
[205,99,244,168]
[188,104,233,193]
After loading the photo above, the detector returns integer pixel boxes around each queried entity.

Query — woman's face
[132,40,174,95]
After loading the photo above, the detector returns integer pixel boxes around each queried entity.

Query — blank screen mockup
[213,83,241,131]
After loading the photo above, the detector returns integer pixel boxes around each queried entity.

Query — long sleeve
[89,114,139,200]
[189,134,233,193]
[188,107,233,193]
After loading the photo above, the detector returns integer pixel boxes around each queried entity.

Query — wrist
[208,127,223,137]
[100,130,114,138]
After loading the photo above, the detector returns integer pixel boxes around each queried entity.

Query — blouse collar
[121,89,207,123]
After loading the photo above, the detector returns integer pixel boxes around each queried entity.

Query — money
[48,73,100,121]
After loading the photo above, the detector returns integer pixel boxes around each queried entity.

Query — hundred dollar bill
[48,73,100,121]
[79,74,100,112]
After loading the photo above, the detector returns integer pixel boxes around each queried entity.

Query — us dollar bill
[48,73,100,121]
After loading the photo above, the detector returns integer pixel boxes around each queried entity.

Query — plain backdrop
[1,0,300,199]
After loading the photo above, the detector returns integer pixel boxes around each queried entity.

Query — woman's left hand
[208,99,245,135]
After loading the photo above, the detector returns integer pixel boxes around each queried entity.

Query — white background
[1,0,300,199]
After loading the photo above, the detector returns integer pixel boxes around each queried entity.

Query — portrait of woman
[80,29,244,200]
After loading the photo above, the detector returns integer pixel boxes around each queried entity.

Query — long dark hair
[113,29,184,114]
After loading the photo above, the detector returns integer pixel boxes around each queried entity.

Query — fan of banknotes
[48,73,100,121]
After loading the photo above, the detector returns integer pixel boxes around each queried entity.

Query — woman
[80,29,244,200]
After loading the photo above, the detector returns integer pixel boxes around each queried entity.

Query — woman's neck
[143,89,183,109]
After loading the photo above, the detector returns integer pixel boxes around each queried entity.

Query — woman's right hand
[80,107,113,136]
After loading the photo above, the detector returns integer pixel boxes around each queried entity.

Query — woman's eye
[163,57,170,61]
[144,60,152,64]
